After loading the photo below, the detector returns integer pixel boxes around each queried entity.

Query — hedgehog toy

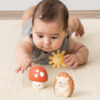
[54,72,74,97]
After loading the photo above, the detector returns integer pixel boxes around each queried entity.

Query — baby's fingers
[23,66,29,71]
[21,65,25,73]
[22,63,30,73]
[64,54,70,59]
[23,62,35,71]
[23,59,31,70]
[31,62,35,67]
[68,59,75,67]
[23,63,31,71]
[15,66,21,73]
[24,62,35,73]
[63,57,72,64]
[75,31,79,37]
[72,62,78,68]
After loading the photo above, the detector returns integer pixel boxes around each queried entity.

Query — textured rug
[0,19,100,100]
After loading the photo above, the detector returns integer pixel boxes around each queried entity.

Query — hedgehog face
[56,76,69,88]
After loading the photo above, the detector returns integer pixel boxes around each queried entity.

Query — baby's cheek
[34,39,42,48]
[52,40,63,49]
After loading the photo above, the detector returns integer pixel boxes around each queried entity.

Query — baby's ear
[66,27,69,33]
[64,28,69,37]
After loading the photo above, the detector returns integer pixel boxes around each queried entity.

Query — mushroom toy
[29,66,48,90]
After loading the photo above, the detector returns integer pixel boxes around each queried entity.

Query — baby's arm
[15,35,34,73]
[70,38,89,64]
[63,38,89,67]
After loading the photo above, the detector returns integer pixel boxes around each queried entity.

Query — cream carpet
[0,19,100,100]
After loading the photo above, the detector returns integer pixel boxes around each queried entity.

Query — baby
[15,0,89,73]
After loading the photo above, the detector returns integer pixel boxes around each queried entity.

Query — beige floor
[0,19,100,100]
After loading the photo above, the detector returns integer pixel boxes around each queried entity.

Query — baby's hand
[63,54,80,68]
[15,56,35,73]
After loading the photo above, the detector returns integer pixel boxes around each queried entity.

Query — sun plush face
[49,50,66,70]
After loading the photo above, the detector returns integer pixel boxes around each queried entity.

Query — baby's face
[32,18,68,52]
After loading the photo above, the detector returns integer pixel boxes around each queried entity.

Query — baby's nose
[44,38,51,45]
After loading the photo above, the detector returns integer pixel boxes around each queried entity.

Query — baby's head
[32,0,69,52]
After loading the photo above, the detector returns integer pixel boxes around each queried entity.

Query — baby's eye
[51,37,58,39]
[38,35,44,38]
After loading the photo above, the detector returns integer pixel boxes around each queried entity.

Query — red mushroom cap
[29,66,48,82]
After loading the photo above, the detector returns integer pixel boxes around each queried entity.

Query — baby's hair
[32,0,69,30]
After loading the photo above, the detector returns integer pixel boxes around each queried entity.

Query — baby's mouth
[43,48,51,52]
[44,51,49,53]
[41,46,52,52]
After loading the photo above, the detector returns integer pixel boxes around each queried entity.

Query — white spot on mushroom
[40,72,44,77]
[36,70,39,72]
[35,74,38,78]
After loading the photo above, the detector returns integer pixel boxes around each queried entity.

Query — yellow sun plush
[49,50,66,70]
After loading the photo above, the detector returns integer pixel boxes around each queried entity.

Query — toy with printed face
[29,66,48,90]
[54,72,74,97]
[49,50,66,70]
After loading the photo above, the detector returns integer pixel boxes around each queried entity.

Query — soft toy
[49,50,66,70]
[29,66,48,90]
[54,72,74,97]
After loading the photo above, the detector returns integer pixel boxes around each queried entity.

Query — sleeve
[61,27,72,54]
[21,18,33,38]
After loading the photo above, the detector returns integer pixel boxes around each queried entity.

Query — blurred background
[0,0,100,19]
[0,0,100,11]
